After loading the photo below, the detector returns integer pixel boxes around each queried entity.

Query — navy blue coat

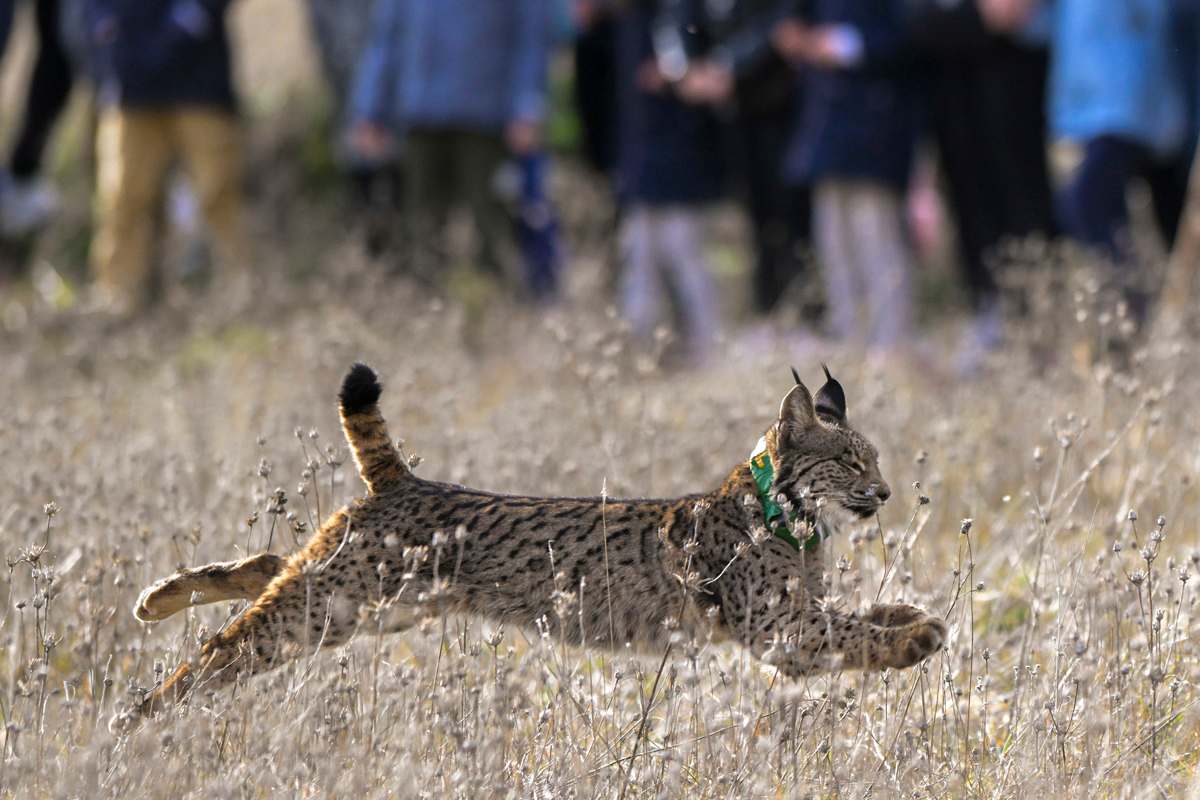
[783,0,917,191]
[86,0,235,110]
[616,1,725,206]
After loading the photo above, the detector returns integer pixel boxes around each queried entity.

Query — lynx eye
[847,458,866,475]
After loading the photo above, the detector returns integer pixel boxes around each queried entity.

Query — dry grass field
[3,233,1200,798]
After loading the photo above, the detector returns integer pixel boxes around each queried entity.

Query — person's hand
[803,25,864,68]
[506,119,542,155]
[679,61,734,105]
[575,0,601,30]
[635,60,667,93]
[978,0,1037,32]
[772,18,811,63]
[349,121,395,161]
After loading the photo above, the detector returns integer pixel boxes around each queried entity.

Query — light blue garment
[1046,0,1187,156]
[349,0,549,132]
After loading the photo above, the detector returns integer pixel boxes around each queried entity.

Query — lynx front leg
[863,602,927,628]
[835,610,947,671]
[714,542,946,676]
[134,553,287,622]
[757,606,947,676]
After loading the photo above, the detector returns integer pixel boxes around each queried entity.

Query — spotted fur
[113,365,946,730]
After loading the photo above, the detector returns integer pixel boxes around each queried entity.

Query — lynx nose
[874,482,891,503]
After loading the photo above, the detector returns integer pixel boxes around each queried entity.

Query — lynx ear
[814,364,847,424]
[778,370,817,443]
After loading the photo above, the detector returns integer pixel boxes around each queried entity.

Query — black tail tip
[339,362,381,414]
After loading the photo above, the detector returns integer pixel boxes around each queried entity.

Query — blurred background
[0,0,1196,372]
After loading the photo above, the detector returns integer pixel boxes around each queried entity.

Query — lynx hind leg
[134,553,286,622]
[112,567,358,733]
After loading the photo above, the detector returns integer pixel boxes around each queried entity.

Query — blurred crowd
[1,0,1199,368]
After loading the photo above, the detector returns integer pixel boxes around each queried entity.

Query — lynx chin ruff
[112,364,946,731]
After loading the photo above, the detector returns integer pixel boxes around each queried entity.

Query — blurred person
[85,0,248,316]
[308,0,401,257]
[1026,0,1189,325]
[775,0,918,351]
[0,0,75,238]
[616,0,726,364]
[674,0,812,318]
[905,0,1055,370]
[347,0,549,287]
[509,0,573,304]
[573,0,620,177]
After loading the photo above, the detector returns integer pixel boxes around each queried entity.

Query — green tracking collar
[748,438,823,553]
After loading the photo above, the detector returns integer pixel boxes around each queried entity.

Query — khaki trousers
[92,107,246,309]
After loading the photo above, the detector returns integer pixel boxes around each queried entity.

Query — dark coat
[616,0,726,206]
[86,0,236,110]
[783,0,917,190]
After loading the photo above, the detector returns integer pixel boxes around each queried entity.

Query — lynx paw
[863,602,927,628]
[884,616,948,669]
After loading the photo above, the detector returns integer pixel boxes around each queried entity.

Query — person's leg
[1143,151,1190,250]
[1058,135,1143,261]
[739,109,805,315]
[932,61,1002,312]
[403,129,453,278]
[9,0,73,180]
[618,205,663,339]
[91,108,173,312]
[515,151,561,300]
[573,16,619,175]
[847,183,913,349]
[812,181,860,341]
[992,43,1055,240]
[658,206,719,358]
[0,0,13,62]
[172,108,248,273]
[456,129,512,280]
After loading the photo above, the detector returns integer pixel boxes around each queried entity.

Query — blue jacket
[615,1,726,206]
[86,0,235,110]
[350,0,550,133]
[1046,0,1187,156]
[783,0,917,190]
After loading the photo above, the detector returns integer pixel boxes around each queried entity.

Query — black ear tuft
[814,364,847,423]
[791,366,803,386]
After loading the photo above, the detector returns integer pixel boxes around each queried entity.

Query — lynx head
[765,366,890,520]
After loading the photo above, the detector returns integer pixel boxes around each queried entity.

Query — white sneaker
[0,175,59,237]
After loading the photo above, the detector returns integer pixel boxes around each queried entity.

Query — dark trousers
[932,42,1054,309]
[733,108,811,314]
[404,128,512,280]
[574,16,619,176]
[0,0,11,52]
[1058,135,1189,262]
[4,0,74,179]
